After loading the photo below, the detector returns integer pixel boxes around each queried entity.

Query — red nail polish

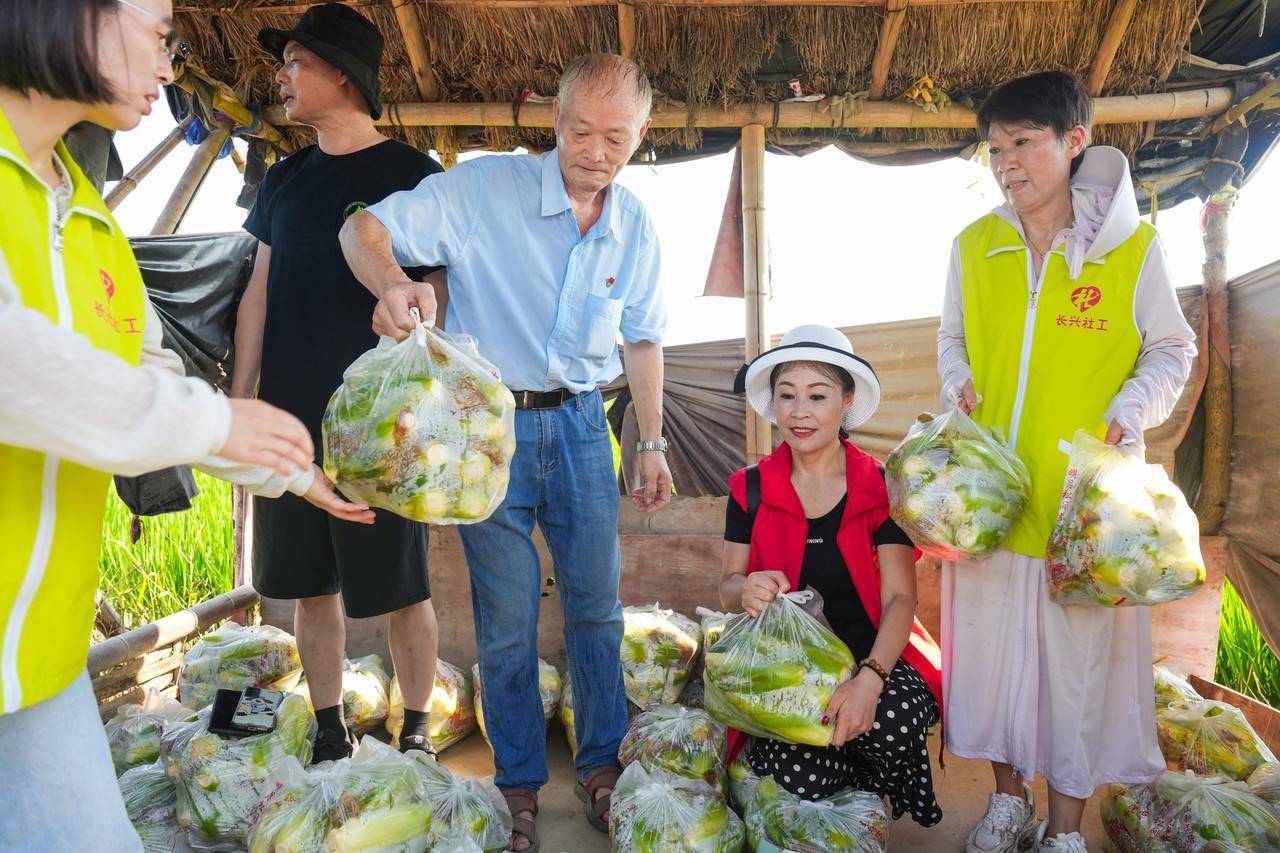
[822,716,830,725]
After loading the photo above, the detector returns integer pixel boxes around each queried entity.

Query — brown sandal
[574,764,621,833]
[501,787,540,853]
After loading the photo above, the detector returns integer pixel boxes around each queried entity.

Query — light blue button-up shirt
[366,150,666,393]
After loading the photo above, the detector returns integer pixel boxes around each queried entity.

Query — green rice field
[100,474,1280,709]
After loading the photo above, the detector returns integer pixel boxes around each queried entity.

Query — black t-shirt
[724,477,913,660]
[243,140,443,447]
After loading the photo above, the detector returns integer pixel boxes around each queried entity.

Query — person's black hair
[977,71,1092,173]
[0,0,119,102]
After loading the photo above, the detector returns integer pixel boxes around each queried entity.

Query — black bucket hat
[258,2,384,119]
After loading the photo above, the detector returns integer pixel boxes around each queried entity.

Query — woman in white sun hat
[719,324,945,829]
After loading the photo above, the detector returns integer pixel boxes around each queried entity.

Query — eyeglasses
[115,0,190,63]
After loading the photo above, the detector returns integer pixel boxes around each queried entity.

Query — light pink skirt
[941,549,1165,799]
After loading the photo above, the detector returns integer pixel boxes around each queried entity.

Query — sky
[108,109,1280,346]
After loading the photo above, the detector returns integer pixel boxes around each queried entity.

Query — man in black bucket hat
[257,1,384,119]
[232,1,445,763]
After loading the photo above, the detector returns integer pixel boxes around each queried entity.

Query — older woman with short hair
[937,71,1197,852]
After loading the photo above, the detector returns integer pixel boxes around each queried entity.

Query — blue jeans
[459,389,628,790]
[0,671,142,851]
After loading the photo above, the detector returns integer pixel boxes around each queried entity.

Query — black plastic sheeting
[131,231,257,394]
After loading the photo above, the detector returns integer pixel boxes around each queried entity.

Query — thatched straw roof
[178,0,1202,158]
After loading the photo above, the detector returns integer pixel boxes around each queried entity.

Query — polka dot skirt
[747,660,943,827]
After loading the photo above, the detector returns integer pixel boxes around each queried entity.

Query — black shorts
[251,492,430,618]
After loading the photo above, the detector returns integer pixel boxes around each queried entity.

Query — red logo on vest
[100,269,115,301]
[1070,285,1101,313]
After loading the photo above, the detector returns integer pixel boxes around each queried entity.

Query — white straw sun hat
[732,324,881,432]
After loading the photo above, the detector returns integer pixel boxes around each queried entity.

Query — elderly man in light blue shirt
[340,53,669,851]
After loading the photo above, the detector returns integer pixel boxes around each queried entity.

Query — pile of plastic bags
[161,692,316,848]
[118,762,182,853]
[609,763,745,853]
[744,776,888,853]
[884,408,1030,561]
[293,654,391,735]
[1157,698,1277,781]
[1154,665,1201,711]
[703,591,854,747]
[387,659,477,752]
[247,739,434,852]
[105,692,195,775]
[1047,432,1205,607]
[473,658,561,744]
[322,319,515,525]
[178,622,302,710]
[622,604,703,708]
[1101,769,1280,852]
[619,705,728,791]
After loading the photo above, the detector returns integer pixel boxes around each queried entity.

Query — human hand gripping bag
[1047,431,1205,607]
[1157,698,1277,781]
[608,762,745,853]
[619,705,728,791]
[246,738,433,853]
[744,776,888,853]
[702,590,855,747]
[1100,769,1280,852]
[885,408,1031,561]
[322,311,515,525]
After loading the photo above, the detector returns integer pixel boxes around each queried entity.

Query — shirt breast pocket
[579,292,624,359]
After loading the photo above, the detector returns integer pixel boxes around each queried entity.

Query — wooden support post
[1085,0,1140,95]
[104,116,193,211]
[150,121,230,236]
[868,0,909,100]
[393,1,441,102]
[741,124,771,463]
[618,1,637,60]
[1195,191,1234,534]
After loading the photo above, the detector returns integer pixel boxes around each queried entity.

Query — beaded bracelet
[859,658,890,684]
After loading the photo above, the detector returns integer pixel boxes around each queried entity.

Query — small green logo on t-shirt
[343,201,369,220]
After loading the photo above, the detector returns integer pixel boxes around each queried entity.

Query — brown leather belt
[510,388,573,410]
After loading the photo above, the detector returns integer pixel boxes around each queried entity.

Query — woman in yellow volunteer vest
[937,72,1196,853]
[0,1,369,847]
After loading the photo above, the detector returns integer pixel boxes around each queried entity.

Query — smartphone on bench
[208,687,285,738]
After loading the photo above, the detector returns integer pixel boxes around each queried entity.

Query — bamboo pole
[104,116,193,211]
[741,124,772,464]
[392,1,441,102]
[86,584,262,675]
[1195,191,1234,535]
[150,121,231,236]
[1085,0,1140,95]
[618,1,637,59]
[867,0,909,100]
[266,86,1234,129]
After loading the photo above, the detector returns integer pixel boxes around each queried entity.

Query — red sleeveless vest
[723,439,943,761]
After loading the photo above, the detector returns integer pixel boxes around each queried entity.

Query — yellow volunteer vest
[0,108,147,713]
[958,213,1150,557]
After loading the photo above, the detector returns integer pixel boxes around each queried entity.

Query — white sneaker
[1034,820,1088,852]
[966,785,1038,853]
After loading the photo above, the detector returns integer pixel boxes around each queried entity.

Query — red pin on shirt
[607,277,615,287]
